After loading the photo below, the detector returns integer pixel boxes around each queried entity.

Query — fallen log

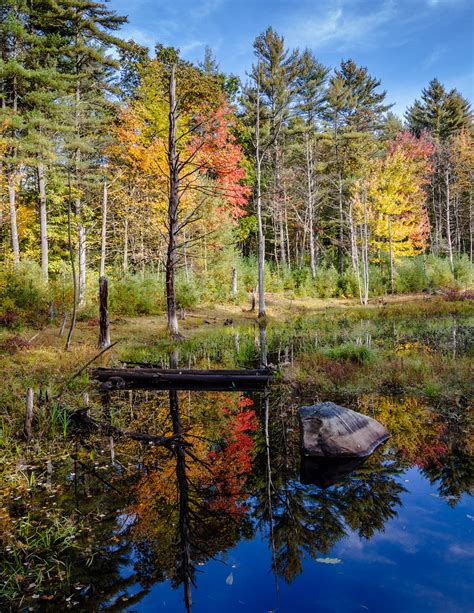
[91,367,273,391]
[70,408,186,448]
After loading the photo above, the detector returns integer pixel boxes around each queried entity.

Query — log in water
[91,367,273,391]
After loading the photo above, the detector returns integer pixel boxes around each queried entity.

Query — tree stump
[98,276,111,348]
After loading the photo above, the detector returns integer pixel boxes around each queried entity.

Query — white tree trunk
[37,163,48,282]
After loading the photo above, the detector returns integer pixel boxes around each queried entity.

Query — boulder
[299,402,389,458]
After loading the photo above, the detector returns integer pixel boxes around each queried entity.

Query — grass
[0,292,472,454]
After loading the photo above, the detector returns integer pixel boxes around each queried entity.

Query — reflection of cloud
[338,532,397,566]
[448,543,474,558]
[369,522,420,554]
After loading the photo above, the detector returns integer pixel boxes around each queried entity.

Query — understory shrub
[394,257,428,293]
[314,266,339,298]
[0,261,49,327]
[324,342,375,363]
[109,275,163,315]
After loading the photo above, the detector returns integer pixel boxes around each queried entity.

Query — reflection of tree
[421,411,474,506]
[359,394,473,504]
[251,391,406,584]
[126,389,257,611]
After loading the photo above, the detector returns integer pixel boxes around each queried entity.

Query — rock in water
[299,402,389,458]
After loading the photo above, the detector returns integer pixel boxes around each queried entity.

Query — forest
[0,1,473,334]
[0,1,473,611]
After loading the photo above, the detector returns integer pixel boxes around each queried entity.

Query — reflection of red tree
[207,396,257,514]
[401,421,448,469]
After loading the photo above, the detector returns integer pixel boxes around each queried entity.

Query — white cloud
[283,0,397,50]
[191,0,223,18]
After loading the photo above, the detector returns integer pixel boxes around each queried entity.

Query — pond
[2,306,473,611]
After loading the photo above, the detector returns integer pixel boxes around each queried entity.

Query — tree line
[1,1,472,333]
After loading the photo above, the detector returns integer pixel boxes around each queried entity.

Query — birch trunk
[255,64,266,318]
[445,168,454,271]
[166,64,179,336]
[305,134,316,280]
[8,171,20,266]
[37,163,48,281]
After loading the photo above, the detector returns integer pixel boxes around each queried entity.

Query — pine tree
[322,59,390,274]
[295,49,329,279]
[58,0,128,306]
[406,79,472,141]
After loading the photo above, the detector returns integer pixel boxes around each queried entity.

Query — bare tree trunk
[25,388,34,441]
[338,170,344,275]
[231,266,237,300]
[98,276,111,348]
[65,189,78,351]
[362,187,369,305]
[99,180,107,277]
[388,214,394,294]
[166,64,179,336]
[445,168,454,271]
[75,82,86,308]
[305,134,316,281]
[123,217,128,274]
[8,171,20,266]
[469,190,473,263]
[37,162,48,282]
[284,204,291,270]
[255,65,266,318]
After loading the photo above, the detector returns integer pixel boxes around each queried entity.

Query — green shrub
[394,257,428,293]
[339,268,360,298]
[176,274,200,309]
[0,261,49,326]
[425,255,455,290]
[109,275,163,316]
[314,266,339,298]
[453,254,474,288]
[368,265,387,297]
[325,342,375,363]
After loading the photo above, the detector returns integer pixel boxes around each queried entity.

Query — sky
[109,0,474,116]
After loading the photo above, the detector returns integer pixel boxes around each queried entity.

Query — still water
[3,310,473,611]
[7,384,472,613]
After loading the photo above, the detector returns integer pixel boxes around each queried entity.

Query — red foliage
[207,396,257,513]
[191,100,250,220]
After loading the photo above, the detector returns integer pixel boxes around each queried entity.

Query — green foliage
[453,255,474,287]
[314,266,339,298]
[324,342,375,363]
[339,268,359,298]
[109,275,163,316]
[394,257,428,293]
[176,274,201,309]
[425,255,455,289]
[0,261,49,327]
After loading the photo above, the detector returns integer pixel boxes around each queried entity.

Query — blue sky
[110,0,473,116]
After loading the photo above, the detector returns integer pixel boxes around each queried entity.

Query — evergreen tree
[321,59,390,274]
[57,0,128,305]
[406,78,472,141]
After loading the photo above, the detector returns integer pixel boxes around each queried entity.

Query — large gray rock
[299,402,389,458]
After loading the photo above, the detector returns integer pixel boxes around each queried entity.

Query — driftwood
[92,367,273,391]
[70,408,186,448]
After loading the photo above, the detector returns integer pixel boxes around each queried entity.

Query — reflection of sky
[131,467,473,612]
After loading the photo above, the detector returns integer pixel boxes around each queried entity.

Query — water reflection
[2,386,472,611]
